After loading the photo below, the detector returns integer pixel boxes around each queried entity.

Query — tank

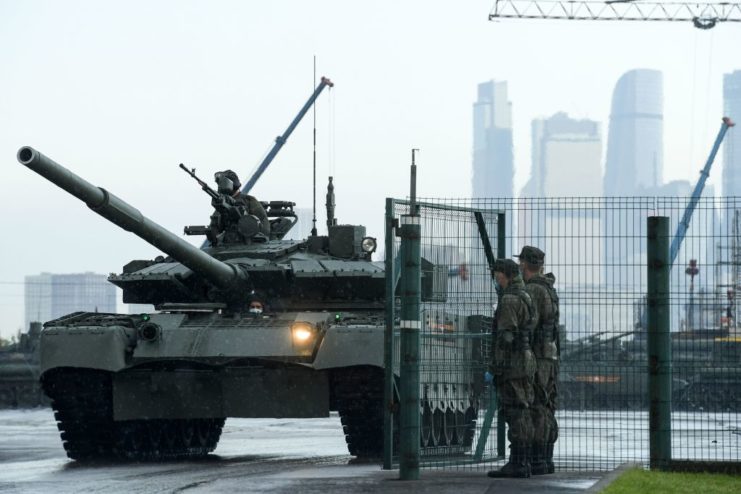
[18,146,480,461]
[0,322,47,408]
[557,328,688,410]
[556,327,741,411]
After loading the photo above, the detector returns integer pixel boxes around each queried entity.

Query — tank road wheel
[431,408,444,446]
[421,404,433,447]
[461,406,477,448]
[162,420,184,453]
[454,409,469,446]
[146,420,164,455]
[181,421,196,450]
[443,408,456,446]
[116,422,146,458]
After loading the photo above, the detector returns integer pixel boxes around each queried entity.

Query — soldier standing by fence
[518,246,560,475]
[486,259,537,478]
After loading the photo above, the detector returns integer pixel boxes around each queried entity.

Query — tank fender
[312,324,384,370]
[39,325,136,375]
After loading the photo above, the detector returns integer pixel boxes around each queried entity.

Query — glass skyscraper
[472,80,514,198]
[723,70,741,197]
[603,69,663,196]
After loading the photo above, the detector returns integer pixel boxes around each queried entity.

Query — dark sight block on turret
[329,225,366,258]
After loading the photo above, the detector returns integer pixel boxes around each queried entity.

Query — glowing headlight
[291,322,315,343]
[291,322,317,357]
[361,236,377,253]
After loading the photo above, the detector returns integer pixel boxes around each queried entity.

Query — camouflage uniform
[488,266,537,478]
[525,272,560,475]
[217,169,271,237]
[236,193,271,236]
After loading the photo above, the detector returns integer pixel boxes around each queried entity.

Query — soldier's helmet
[515,245,545,267]
[493,258,519,277]
[218,169,241,191]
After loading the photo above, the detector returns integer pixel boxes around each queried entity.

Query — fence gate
[384,196,741,473]
[384,198,505,470]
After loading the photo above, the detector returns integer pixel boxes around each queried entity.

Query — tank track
[332,367,477,458]
[42,368,225,461]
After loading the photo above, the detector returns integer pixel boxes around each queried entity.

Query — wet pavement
[0,409,607,493]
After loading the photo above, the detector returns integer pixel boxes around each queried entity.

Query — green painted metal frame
[647,216,672,470]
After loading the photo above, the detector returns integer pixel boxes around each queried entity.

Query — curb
[585,462,642,493]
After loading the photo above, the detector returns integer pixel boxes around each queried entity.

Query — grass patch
[602,468,740,494]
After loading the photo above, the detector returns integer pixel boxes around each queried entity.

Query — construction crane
[670,117,735,266]
[241,76,334,194]
[490,1,741,29]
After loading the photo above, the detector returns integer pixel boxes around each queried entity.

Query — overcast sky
[1,1,739,338]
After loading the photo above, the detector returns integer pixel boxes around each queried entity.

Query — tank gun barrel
[17,147,246,291]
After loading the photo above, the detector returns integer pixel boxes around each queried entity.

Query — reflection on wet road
[0,409,359,493]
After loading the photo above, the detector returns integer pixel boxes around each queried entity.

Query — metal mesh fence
[385,196,741,472]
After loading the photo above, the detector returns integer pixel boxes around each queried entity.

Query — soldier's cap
[219,169,241,190]
[514,245,545,266]
[492,258,519,277]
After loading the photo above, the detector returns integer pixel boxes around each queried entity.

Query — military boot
[487,444,531,478]
[530,442,548,475]
[545,443,555,474]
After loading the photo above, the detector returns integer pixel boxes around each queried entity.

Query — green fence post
[496,212,507,458]
[647,216,672,470]
[383,197,396,470]
[399,152,421,480]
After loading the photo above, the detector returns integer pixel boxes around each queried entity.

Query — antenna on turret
[311,56,318,237]
[326,176,336,232]
[411,149,419,216]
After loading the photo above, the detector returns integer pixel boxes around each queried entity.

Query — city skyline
[477,68,737,200]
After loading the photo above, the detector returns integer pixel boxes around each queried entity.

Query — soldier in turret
[217,169,270,236]
[486,259,537,479]
[517,246,560,475]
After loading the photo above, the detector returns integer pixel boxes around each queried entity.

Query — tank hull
[39,310,479,460]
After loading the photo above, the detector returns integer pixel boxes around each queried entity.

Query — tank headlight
[291,322,317,356]
[361,237,377,253]
[293,325,313,342]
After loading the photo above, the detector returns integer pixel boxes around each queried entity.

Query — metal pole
[399,151,421,480]
[647,216,672,470]
[496,212,507,458]
[383,197,396,470]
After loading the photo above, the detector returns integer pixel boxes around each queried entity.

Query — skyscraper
[25,272,117,328]
[521,112,602,197]
[472,80,514,198]
[723,70,741,197]
[603,69,663,196]
[519,113,603,287]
